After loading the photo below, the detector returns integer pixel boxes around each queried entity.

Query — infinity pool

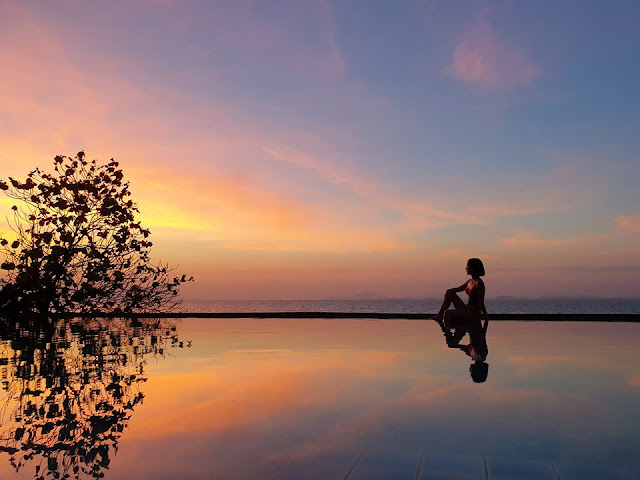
[1,318,638,479]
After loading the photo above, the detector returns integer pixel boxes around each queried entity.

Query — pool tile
[276,446,365,480]
[348,448,422,479]
[552,461,628,480]
[418,453,486,480]
[485,456,557,480]
[622,460,640,480]
[216,455,297,480]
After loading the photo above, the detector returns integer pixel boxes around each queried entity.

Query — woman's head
[466,258,485,277]
[470,362,489,383]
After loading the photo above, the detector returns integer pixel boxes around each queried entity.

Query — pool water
[1,318,638,479]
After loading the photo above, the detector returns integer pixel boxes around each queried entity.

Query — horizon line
[182,296,640,302]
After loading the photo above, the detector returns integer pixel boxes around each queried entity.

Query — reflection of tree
[0,317,187,479]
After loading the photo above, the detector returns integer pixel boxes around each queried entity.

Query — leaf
[11,240,19,249]
[41,421,55,434]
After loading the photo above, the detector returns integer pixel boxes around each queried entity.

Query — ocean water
[183,297,640,314]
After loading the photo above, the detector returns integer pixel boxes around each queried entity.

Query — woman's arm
[447,281,469,294]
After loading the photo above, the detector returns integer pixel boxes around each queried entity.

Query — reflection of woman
[432,258,490,382]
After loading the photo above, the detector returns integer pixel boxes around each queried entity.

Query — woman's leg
[432,290,466,321]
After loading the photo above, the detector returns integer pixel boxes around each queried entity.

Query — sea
[182,297,640,314]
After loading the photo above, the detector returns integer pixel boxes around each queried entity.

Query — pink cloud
[446,13,538,88]
[262,145,369,195]
[499,228,612,249]
[466,202,574,217]
[499,228,567,248]
[192,0,345,81]
[615,216,640,233]
[263,145,484,230]
[438,249,463,257]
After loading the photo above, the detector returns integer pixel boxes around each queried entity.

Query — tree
[0,152,192,315]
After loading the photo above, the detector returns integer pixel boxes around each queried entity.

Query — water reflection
[0,317,186,479]
[2,318,638,479]
[434,316,489,382]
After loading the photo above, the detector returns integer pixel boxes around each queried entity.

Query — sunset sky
[1,1,639,299]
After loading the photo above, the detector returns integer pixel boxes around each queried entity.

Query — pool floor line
[271,455,299,480]
[343,447,366,480]
[415,451,424,480]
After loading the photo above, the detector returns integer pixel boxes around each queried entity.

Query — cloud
[459,155,607,224]
[438,249,463,257]
[130,165,417,253]
[445,12,538,89]
[263,144,484,232]
[493,264,640,274]
[615,216,640,233]
[499,228,567,247]
[466,203,574,217]
[499,228,612,248]
[175,0,345,81]
[0,6,395,254]
[438,250,498,263]
[262,146,372,197]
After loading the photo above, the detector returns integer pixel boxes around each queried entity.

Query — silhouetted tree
[0,152,192,315]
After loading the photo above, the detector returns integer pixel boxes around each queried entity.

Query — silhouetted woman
[432,258,490,382]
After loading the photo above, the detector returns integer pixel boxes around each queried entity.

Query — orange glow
[129,348,403,438]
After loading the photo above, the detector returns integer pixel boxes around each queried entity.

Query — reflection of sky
[3,319,634,479]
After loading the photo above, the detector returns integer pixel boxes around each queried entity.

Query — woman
[432,258,489,327]
[432,258,490,381]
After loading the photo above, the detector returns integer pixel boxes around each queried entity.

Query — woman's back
[466,278,485,313]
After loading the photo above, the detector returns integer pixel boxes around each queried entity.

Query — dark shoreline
[23,312,640,321]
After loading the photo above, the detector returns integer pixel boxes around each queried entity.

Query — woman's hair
[470,362,489,383]
[467,258,485,277]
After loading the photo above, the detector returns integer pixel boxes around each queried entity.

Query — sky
[1,0,639,299]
